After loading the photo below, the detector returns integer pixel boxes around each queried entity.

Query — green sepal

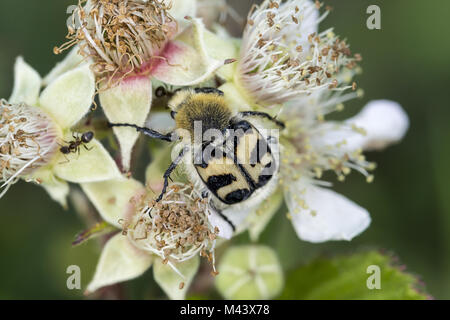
[153,256,200,300]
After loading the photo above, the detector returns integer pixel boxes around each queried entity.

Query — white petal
[226,206,270,236]
[86,234,152,294]
[43,46,86,86]
[348,100,409,151]
[208,205,253,239]
[313,100,409,153]
[99,77,152,171]
[81,178,144,228]
[208,208,234,240]
[53,138,122,183]
[285,179,371,243]
[9,57,41,106]
[39,64,95,129]
[153,256,200,300]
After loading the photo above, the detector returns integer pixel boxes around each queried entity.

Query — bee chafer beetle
[110,88,284,230]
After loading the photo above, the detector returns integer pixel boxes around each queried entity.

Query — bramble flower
[0,100,59,198]
[56,0,178,86]
[0,57,121,206]
[128,183,219,272]
[56,0,234,170]
[216,0,360,110]
[81,177,225,299]
[181,0,409,244]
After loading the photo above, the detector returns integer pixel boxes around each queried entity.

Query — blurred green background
[0,0,449,299]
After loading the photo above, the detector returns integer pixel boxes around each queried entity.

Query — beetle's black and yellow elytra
[194,119,276,205]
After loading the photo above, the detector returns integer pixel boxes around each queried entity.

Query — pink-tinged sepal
[151,19,231,86]
[99,77,153,171]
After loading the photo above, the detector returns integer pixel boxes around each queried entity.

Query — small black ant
[59,131,94,163]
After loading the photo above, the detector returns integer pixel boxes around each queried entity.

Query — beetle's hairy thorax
[174,93,232,137]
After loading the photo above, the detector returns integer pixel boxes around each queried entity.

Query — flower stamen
[56,0,177,87]
[126,183,219,277]
[0,100,59,196]
[239,0,360,105]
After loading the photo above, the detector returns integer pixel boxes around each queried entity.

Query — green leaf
[279,251,429,300]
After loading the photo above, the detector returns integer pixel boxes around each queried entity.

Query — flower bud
[215,245,284,299]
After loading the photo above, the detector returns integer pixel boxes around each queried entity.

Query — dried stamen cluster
[0,100,59,197]
[239,0,361,105]
[126,183,219,276]
[56,0,176,87]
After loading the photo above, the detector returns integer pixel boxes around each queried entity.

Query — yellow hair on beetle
[170,90,232,136]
